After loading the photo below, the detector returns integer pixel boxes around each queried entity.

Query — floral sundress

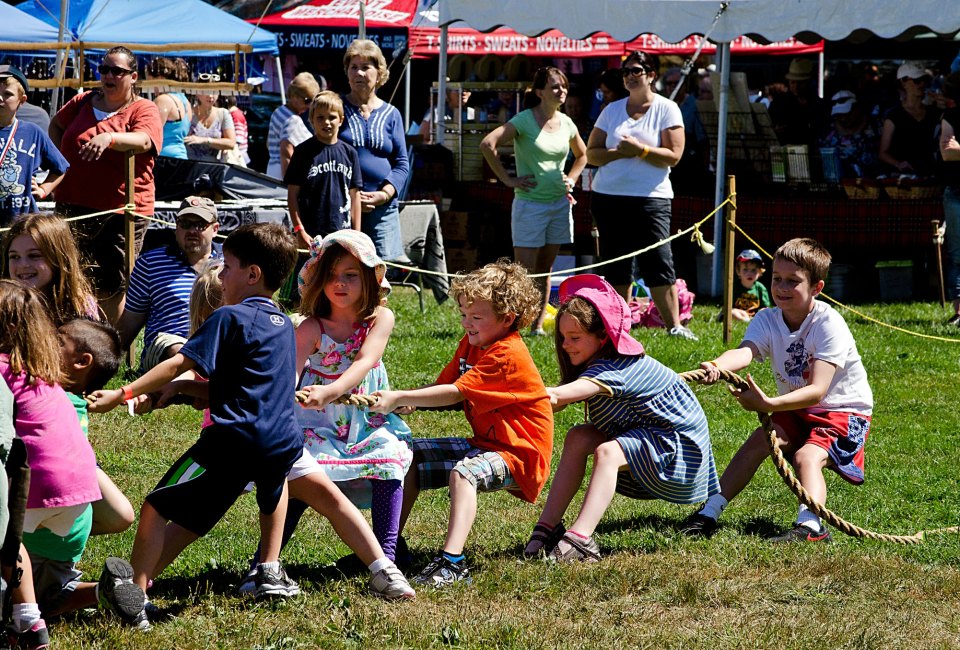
[296,318,413,507]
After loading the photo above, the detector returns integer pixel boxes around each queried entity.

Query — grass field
[52,292,960,649]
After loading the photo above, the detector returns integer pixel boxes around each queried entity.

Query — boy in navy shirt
[0,65,69,225]
[284,90,362,249]
[88,223,303,628]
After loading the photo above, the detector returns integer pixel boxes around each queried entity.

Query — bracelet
[36,187,46,199]
[705,360,719,368]
[639,144,650,160]
[121,385,134,401]
[108,132,115,147]
[292,224,303,234]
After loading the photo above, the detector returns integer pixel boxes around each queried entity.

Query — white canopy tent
[438,0,960,293]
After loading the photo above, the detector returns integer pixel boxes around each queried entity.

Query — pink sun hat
[558,274,644,356]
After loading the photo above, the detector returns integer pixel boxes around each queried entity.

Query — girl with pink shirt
[0,280,100,646]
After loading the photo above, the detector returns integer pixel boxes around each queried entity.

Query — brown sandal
[550,531,601,563]
[522,522,565,559]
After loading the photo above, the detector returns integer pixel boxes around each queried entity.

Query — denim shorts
[411,437,515,492]
[511,196,573,248]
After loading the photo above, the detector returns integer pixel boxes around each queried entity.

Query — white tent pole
[711,41,731,297]
[275,55,286,103]
[359,0,366,39]
[50,0,69,118]
[404,56,411,133]
[818,50,825,98]
[436,24,448,145]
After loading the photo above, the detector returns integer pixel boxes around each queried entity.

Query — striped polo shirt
[125,243,222,358]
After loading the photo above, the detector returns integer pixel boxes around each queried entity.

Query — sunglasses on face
[621,66,648,77]
[98,64,134,77]
[901,76,930,84]
[176,218,212,231]
[198,72,221,82]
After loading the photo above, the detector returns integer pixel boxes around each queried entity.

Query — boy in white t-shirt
[681,238,873,542]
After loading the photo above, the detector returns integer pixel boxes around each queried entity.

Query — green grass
[56,292,960,648]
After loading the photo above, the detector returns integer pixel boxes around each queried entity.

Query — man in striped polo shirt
[117,196,221,373]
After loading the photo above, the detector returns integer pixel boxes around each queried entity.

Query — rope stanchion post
[933,219,946,309]
[124,151,137,368]
[722,175,736,344]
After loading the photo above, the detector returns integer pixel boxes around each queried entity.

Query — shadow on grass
[735,515,784,539]
[593,512,678,537]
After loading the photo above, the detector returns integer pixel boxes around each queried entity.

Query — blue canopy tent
[17,0,281,107]
[17,0,279,55]
[0,3,61,43]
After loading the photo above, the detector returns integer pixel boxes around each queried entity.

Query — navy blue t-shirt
[284,138,362,236]
[179,296,302,462]
[0,120,69,224]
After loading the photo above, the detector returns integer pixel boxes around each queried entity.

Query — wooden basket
[841,178,881,200]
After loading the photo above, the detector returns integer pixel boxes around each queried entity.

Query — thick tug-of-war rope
[679,367,959,544]
[295,390,379,408]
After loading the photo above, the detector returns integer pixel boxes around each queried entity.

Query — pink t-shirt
[0,355,100,509]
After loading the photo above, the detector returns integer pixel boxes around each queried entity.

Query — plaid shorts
[411,437,515,493]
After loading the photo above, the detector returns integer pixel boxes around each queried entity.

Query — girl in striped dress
[524,274,720,561]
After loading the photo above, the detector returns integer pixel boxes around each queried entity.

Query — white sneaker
[254,563,300,598]
[237,565,258,595]
[369,564,416,600]
[668,325,699,341]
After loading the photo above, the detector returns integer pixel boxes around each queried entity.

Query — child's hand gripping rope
[295,388,381,410]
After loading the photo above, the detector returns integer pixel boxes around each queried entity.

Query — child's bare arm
[547,379,602,411]
[349,187,362,230]
[733,358,837,413]
[288,184,312,248]
[155,379,210,408]
[371,384,463,414]
[88,353,196,412]
[699,343,757,383]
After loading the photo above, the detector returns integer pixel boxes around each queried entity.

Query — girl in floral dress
[291,230,412,562]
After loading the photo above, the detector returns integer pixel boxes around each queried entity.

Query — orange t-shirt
[436,331,554,503]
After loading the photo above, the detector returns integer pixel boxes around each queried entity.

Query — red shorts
[771,409,871,485]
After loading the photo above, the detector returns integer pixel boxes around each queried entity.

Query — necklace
[0,118,19,170]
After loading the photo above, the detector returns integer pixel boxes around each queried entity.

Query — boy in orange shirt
[373,260,553,587]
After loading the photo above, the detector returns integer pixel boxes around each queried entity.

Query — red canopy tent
[253,0,823,58]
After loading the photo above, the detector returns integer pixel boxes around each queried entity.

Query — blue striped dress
[581,355,719,504]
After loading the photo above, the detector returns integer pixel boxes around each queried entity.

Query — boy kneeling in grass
[88,224,303,628]
[681,238,873,543]
[372,260,554,587]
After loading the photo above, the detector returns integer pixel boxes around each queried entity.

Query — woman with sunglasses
[480,66,588,335]
[586,50,695,340]
[184,75,238,165]
[49,45,163,323]
[878,61,940,177]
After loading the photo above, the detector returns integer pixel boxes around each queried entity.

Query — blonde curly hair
[449,259,541,331]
